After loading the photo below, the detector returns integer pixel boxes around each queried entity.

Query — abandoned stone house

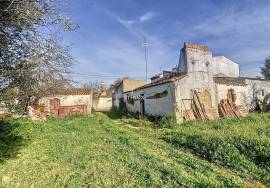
[29,88,93,120]
[113,42,270,122]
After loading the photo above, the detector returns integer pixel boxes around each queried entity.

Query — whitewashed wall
[213,56,239,77]
[185,48,213,76]
[39,94,93,113]
[215,84,248,106]
[178,46,239,79]
[124,82,175,117]
[245,79,270,105]
[173,74,218,122]
[96,97,112,112]
[175,47,218,122]
[215,79,270,110]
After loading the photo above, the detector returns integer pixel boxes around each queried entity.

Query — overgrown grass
[161,113,270,185]
[0,113,269,187]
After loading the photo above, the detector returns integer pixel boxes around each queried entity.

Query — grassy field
[0,112,269,187]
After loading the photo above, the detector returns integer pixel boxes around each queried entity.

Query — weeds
[0,113,269,187]
[161,113,270,185]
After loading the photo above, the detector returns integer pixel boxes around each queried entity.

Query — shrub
[151,116,177,129]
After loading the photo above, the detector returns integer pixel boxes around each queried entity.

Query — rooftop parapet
[184,42,208,52]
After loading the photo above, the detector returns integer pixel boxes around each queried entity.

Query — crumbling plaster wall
[173,74,217,122]
[39,95,93,113]
[124,82,175,117]
[175,46,218,122]
[215,79,270,110]
[185,48,213,76]
[178,44,239,78]
[215,84,248,106]
[245,79,270,105]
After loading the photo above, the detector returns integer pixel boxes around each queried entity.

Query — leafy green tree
[261,57,270,80]
[0,0,76,114]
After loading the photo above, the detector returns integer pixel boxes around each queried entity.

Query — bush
[106,106,126,119]
[154,116,176,129]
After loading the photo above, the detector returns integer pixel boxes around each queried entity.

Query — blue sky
[62,0,270,85]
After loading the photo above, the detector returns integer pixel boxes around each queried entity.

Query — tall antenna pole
[143,37,148,82]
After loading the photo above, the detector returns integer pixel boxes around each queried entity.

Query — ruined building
[113,42,270,122]
[29,88,93,120]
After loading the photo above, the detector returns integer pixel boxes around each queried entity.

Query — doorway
[140,94,145,116]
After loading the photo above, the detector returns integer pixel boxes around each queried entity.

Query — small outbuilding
[29,88,93,120]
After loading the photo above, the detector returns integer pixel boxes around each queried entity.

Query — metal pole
[144,38,148,82]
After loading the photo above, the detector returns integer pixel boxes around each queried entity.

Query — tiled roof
[123,80,147,92]
[52,88,92,96]
[214,76,270,86]
[125,75,187,93]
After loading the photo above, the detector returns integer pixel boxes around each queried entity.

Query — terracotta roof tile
[125,75,186,93]
[52,88,92,96]
[184,42,208,52]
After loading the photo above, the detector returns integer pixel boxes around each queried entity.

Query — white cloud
[102,9,145,40]
[193,6,270,37]
[105,12,176,76]
[140,11,157,23]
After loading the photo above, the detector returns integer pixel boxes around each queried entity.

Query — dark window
[262,89,265,96]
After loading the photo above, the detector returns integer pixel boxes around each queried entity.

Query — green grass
[0,113,269,187]
[161,114,270,184]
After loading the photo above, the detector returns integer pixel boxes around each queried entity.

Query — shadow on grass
[103,108,176,129]
[103,107,126,120]
[0,119,24,163]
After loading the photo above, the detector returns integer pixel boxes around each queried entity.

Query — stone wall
[215,78,270,111]
[95,97,112,112]
[39,94,93,116]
